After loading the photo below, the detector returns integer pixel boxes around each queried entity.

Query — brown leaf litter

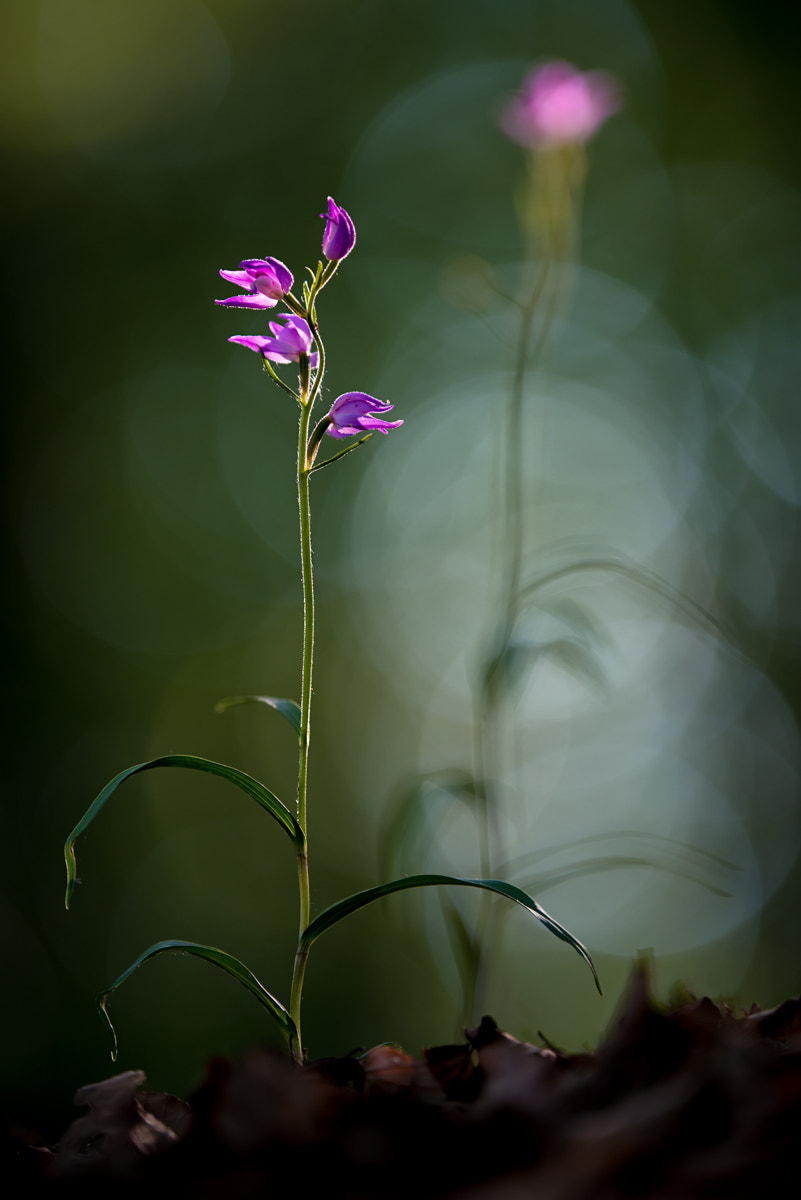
[9,966,801,1197]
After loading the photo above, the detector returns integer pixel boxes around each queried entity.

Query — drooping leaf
[64,754,303,908]
[519,856,735,897]
[483,636,607,702]
[97,940,295,1060]
[521,553,726,643]
[378,771,479,878]
[506,829,741,876]
[504,829,740,899]
[531,595,613,649]
[545,637,608,692]
[299,874,601,994]
[215,694,303,739]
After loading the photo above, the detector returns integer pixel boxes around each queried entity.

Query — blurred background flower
[500,60,621,146]
[2,0,800,1136]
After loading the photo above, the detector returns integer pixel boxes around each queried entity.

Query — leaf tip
[97,992,119,1061]
[64,842,77,910]
[586,954,603,996]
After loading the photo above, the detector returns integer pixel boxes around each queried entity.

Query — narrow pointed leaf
[483,636,606,702]
[300,874,601,994]
[215,694,302,739]
[546,638,608,693]
[505,830,741,886]
[379,771,479,878]
[97,940,295,1060]
[65,754,303,908]
[521,555,726,642]
[518,856,733,897]
[531,595,613,649]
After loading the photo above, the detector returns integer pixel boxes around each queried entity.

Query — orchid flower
[229,315,319,367]
[500,61,620,147]
[325,392,402,439]
[216,257,294,309]
[321,198,356,262]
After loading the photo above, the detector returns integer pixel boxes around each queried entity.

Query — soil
[7,967,801,1197]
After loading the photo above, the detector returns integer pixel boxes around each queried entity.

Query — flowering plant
[379,62,732,1026]
[64,194,599,1066]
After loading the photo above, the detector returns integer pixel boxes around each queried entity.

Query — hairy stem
[296,403,314,835]
[288,943,309,1065]
[289,378,315,1063]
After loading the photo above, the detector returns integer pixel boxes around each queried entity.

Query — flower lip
[229,315,319,367]
[321,197,356,262]
[216,256,294,308]
[500,60,620,147]
[326,391,402,439]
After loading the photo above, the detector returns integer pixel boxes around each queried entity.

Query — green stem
[288,941,309,1065]
[463,154,576,1021]
[290,838,310,1062]
[501,258,551,640]
[474,259,550,878]
[288,385,315,1063]
[296,402,314,836]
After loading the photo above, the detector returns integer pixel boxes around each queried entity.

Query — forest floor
[9,966,801,1197]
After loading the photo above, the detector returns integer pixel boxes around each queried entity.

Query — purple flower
[326,392,402,439]
[229,315,319,367]
[216,257,293,309]
[500,61,620,147]
[321,197,356,262]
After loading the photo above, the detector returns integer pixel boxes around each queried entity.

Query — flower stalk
[217,203,400,1063]
[288,291,322,1062]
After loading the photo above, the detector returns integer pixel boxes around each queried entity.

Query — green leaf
[97,940,295,1060]
[483,636,607,702]
[299,874,601,994]
[531,595,613,649]
[64,754,303,908]
[215,694,302,739]
[521,554,726,643]
[546,638,608,692]
[517,855,734,898]
[504,830,740,899]
[378,771,479,878]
